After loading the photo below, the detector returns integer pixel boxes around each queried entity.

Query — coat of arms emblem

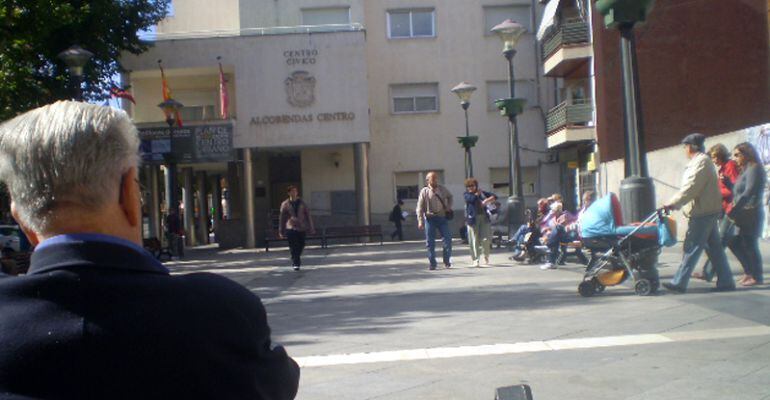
[285,71,316,108]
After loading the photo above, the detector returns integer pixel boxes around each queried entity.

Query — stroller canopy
[580,193,623,239]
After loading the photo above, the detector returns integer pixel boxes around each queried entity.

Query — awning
[536,0,562,40]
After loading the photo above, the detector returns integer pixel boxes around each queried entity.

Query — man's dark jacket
[0,235,299,399]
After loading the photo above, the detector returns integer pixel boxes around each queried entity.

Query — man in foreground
[662,133,735,294]
[0,101,299,399]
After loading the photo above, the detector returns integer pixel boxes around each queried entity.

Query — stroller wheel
[634,278,653,296]
[578,280,596,297]
[591,278,605,293]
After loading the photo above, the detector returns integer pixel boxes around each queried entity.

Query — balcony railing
[140,23,365,42]
[541,19,590,59]
[546,99,593,133]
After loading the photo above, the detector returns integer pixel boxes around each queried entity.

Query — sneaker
[539,263,556,270]
[429,265,437,270]
[293,265,300,271]
[473,260,480,267]
[662,282,685,294]
[444,263,452,269]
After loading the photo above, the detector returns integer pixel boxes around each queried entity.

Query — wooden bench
[264,230,324,252]
[322,225,383,248]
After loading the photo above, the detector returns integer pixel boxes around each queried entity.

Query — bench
[264,229,324,252]
[321,225,383,248]
[556,240,589,265]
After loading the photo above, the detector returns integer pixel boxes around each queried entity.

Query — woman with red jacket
[693,143,739,281]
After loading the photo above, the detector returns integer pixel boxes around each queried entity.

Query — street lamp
[595,0,656,223]
[491,19,528,238]
[451,81,478,178]
[157,98,184,217]
[57,45,93,101]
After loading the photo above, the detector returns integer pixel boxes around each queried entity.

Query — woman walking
[463,178,497,267]
[279,185,316,271]
[727,142,766,286]
[693,144,740,281]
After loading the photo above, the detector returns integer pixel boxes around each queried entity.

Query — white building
[121,0,561,247]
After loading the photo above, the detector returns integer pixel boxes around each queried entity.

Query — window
[178,105,216,122]
[486,80,536,111]
[391,83,439,114]
[301,7,351,25]
[387,9,435,38]
[490,167,537,195]
[395,171,443,200]
[483,5,531,34]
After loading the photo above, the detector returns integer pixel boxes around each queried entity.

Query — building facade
[122,0,561,247]
[536,0,770,223]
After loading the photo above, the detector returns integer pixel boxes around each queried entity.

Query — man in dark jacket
[0,101,299,399]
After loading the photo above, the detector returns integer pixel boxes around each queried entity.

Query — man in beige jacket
[416,172,454,270]
[662,133,735,293]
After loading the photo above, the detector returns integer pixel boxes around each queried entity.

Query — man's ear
[10,202,39,246]
[119,167,141,228]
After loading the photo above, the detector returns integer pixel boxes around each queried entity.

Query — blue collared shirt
[36,233,168,273]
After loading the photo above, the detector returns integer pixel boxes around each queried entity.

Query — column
[243,148,256,248]
[353,142,370,225]
[148,165,161,239]
[182,167,196,246]
[196,171,209,245]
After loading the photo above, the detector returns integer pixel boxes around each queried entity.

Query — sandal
[741,277,758,287]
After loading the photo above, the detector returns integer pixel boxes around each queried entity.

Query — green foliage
[0,0,169,120]
[457,136,479,150]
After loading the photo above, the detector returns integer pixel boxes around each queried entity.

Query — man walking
[0,102,299,399]
[416,172,453,270]
[663,133,735,293]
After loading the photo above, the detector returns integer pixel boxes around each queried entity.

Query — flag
[110,86,136,104]
[218,58,229,119]
[158,61,183,127]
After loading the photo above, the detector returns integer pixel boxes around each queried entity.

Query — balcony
[541,19,592,77]
[545,99,595,148]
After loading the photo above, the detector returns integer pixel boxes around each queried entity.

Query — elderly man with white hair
[0,101,299,399]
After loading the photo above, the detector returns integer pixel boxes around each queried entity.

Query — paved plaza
[168,240,770,400]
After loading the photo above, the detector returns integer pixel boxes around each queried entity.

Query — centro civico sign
[250,112,355,125]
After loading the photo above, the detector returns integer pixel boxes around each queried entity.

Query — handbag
[729,204,758,230]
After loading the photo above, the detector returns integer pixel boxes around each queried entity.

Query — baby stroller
[578,193,677,297]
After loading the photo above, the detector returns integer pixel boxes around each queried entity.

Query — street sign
[138,122,235,164]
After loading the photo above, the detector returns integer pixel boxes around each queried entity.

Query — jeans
[670,213,734,290]
[425,216,452,266]
[467,218,491,262]
[286,229,306,267]
[545,227,587,265]
[391,221,403,241]
[700,216,735,281]
[728,233,763,284]
[513,224,531,246]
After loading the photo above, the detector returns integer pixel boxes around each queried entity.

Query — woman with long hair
[727,142,766,286]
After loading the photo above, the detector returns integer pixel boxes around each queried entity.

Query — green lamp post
[491,19,528,237]
[596,0,656,224]
[451,81,478,178]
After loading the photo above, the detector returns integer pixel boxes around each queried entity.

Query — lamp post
[451,82,478,178]
[57,45,94,101]
[491,19,528,238]
[596,0,656,224]
[157,98,184,217]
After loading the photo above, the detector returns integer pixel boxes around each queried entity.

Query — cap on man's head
[681,133,706,150]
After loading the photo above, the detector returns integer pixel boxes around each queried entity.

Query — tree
[0,0,169,121]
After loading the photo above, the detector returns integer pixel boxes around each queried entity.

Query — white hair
[0,101,140,232]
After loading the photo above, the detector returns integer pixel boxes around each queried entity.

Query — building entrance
[269,152,302,212]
